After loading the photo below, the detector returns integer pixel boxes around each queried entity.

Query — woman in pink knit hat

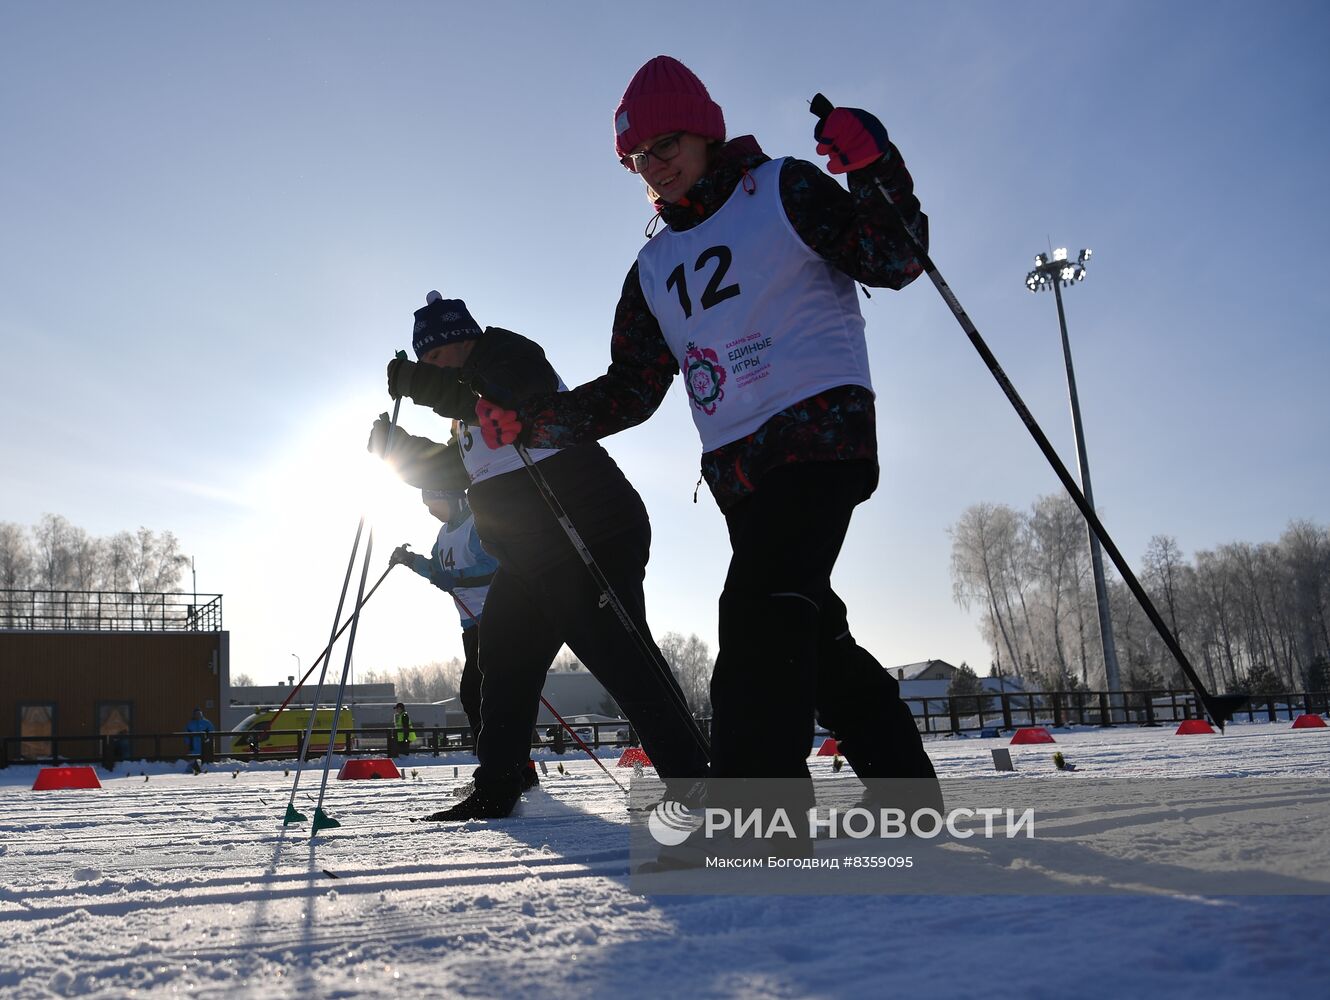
[476,55,939,834]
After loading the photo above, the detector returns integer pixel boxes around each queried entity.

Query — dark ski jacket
[512,134,928,511]
[383,327,650,574]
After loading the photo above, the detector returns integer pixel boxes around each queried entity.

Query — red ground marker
[1292,714,1328,729]
[1175,719,1216,735]
[32,766,103,790]
[1010,727,1055,745]
[336,758,402,780]
[816,738,840,757]
[617,747,652,768]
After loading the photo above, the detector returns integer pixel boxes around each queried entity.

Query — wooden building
[0,590,228,763]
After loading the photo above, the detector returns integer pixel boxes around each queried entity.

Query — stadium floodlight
[1026,247,1092,291]
[1023,245,1123,711]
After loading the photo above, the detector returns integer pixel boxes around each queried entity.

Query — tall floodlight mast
[1026,248,1124,712]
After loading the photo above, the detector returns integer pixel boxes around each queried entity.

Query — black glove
[367,413,393,457]
[395,360,466,410]
[389,544,414,568]
[386,357,416,399]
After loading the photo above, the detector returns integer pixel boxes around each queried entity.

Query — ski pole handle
[809,92,834,122]
[381,349,410,453]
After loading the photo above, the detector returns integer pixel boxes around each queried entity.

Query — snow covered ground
[2,721,1328,999]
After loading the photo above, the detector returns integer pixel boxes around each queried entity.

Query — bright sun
[232,398,467,681]
[258,404,436,569]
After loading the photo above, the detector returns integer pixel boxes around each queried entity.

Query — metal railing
[3,694,1324,767]
[0,589,222,631]
[907,688,1330,735]
[0,721,640,768]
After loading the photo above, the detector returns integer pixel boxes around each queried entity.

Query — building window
[97,702,132,737]
[18,703,55,760]
[98,702,133,760]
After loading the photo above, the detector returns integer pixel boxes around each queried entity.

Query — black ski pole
[279,517,367,826]
[305,351,411,834]
[512,442,712,758]
[450,590,630,795]
[809,93,1246,728]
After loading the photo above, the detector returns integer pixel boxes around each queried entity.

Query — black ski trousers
[459,624,481,738]
[709,460,937,783]
[471,519,709,795]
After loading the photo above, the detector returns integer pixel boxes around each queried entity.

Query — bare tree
[0,522,32,590]
[1028,494,1086,686]
[949,502,1025,680]
[362,659,463,702]
[32,513,74,590]
[67,526,104,592]
[1142,535,1197,685]
[128,526,188,594]
[954,499,1328,697]
[0,522,33,628]
[1279,520,1330,686]
[658,631,714,716]
[106,531,135,592]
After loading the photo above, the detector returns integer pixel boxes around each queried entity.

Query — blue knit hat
[412,291,482,359]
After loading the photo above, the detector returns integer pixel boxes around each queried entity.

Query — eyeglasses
[620,132,685,174]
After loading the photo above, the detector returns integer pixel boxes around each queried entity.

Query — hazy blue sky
[3,1,1327,686]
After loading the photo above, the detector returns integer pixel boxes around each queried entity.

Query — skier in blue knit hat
[390,484,538,790]
[371,292,709,820]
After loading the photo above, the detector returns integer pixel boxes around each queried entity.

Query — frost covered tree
[658,631,714,716]
[0,522,32,590]
[949,502,1027,681]
[362,658,464,702]
[32,513,75,590]
[952,502,1328,696]
[3,517,189,595]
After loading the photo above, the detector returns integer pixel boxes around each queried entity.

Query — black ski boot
[420,766,529,822]
[421,784,521,821]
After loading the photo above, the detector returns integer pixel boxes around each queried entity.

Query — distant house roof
[891,659,962,682]
[897,675,1028,716]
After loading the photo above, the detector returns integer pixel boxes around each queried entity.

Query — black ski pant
[471,521,709,796]
[459,624,482,739]
[461,623,531,765]
[709,460,937,785]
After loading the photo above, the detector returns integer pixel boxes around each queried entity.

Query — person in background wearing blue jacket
[184,707,214,757]
[390,486,537,789]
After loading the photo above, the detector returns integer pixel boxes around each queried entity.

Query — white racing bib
[454,377,567,484]
[636,157,873,451]
[434,518,489,622]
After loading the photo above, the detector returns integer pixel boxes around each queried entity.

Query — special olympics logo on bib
[684,342,726,416]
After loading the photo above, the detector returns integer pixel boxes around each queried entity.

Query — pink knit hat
[613,56,725,159]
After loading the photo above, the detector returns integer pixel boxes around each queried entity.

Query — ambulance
[228,707,355,756]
